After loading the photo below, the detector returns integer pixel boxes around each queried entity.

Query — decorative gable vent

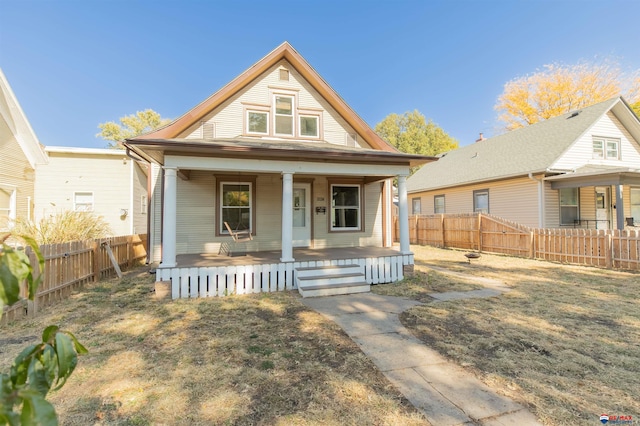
[202,122,216,139]
[279,68,289,81]
[346,133,357,147]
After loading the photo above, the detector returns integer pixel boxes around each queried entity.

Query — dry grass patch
[1,268,427,425]
[377,245,640,425]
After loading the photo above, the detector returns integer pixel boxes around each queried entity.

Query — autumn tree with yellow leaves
[97,109,171,149]
[496,61,640,130]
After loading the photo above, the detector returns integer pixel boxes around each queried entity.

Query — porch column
[397,174,412,255]
[281,172,295,262]
[162,166,177,268]
[615,185,624,230]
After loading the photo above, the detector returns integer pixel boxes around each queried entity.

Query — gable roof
[134,42,397,153]
[0,68,47,168]
[407,97,640,193]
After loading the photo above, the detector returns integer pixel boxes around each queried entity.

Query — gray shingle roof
[407,97,623,193]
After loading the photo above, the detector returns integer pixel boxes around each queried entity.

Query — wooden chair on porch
[222,221,253,256]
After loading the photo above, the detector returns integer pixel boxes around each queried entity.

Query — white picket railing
[156,254,413,299]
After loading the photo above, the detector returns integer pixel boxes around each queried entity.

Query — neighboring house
[0,68,48,232]
[125,42,431,295]
[35,147,148,236]
[407,97,640,230]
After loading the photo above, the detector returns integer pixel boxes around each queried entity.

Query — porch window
[300,115,319,138]
[331,184,361,231]
[473,190,489,214]
[247,111,268,134]
[559,187,579,225]
[434,195,445,214]
[631,187,640,225]
[0,185,16,231]
[274,95,294,136]
[220,182,252,233]
[412,198,422,215]
[74,192,94,212]
[593,137,620,160]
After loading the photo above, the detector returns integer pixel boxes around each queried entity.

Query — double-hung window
[559,187,579,225]
[74,192,94,212]
[274,95,294,136]
[412,198,422,215]
[473,190,489,213]
[593,137,620,160]
[220,182,252,234]
[631,187,640,225]
[331,184,361,231]
[0,185,16,231]
[434,195,445,214]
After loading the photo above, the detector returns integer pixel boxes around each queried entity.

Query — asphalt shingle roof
[407,97,622,193]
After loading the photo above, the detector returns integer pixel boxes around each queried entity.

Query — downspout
[127,146,152,264]
[129,160,134,235]
[528,173,544,228]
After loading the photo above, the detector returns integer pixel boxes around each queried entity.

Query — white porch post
[162,166,178,268]
[615,184,624,230]
[397,174,412,255]
[281,172,295,262]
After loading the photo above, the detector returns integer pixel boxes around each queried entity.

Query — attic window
[279,69,289,81]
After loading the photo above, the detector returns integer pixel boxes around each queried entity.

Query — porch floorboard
[174,246,403,268]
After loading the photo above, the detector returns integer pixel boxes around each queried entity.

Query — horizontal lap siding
[150,164,163,262]
[0,131,35,225]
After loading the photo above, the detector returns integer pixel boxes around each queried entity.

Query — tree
[496,60,640,130]
[632,101,640,118]
[1,234,87,425]
[97,109,171,148]
[375,110,458,174]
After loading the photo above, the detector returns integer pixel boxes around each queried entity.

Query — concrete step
[298,281,371,298]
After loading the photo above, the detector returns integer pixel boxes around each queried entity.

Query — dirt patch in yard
[1,268,427,425]
[372,245,640,426]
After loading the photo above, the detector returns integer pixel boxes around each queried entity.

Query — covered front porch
[156,246,414,299]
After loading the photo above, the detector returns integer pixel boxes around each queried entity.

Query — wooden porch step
[298,281,370,298]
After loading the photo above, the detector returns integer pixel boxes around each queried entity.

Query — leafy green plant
[1,234,87,425]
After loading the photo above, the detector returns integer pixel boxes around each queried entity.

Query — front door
[292,183,311,247]
[595,187,610,229]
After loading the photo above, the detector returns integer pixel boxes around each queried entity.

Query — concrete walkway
[301,291,541,425]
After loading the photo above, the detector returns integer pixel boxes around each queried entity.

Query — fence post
[477,213,482,252]
[128,235,134,268]
[440,214,445,247]
[529,231,534,259]
[605,232,613,269]
[26,246,40,317]
[92,240,100,282]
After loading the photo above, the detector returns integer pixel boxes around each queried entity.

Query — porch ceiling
[125,138,435,168]
[547,167,640,189]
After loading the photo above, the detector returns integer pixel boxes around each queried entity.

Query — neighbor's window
[220,182,252,233]
[593,137,620,160]
[140,195,147,214]
[473,190,489,213]
[300,115,319,138]
[559,187,579,225]
[434,195,445,214]
[0,185,16,230]
[74,192,94,212]
[412,198,422,215]
[247,111,268,134]
[631,187,640,225]
[274,95,294,136]
[331,184,361,231]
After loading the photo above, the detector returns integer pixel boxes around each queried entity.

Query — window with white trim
[412,198,422,215]
[220,182,252,234]
[559,187,579,225]
[274,95,294,136]
[0,185,16,231]
[247,111,268,134]
[631,187,640,225]
[593,137,620,160]
[473,190,489,213]
[299,115,319,138]
[331,184,361,231]
[434,195,445,214]
[74,192,94,212]
[140,195,147,214]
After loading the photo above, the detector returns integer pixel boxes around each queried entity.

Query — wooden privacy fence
[395,214,640,271]
[2,234,147,324]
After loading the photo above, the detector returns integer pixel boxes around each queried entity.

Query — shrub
[15,211,112,244]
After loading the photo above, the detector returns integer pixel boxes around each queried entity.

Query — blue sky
[1,0,638,149]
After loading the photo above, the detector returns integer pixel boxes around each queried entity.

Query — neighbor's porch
[156,246,414,299]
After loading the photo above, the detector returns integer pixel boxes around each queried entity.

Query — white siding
[552,111,640,170]
[180,60,372,148]
[150,163,163,263]
[132,162,148,235]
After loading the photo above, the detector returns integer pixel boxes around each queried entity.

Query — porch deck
[158,246,413,299]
